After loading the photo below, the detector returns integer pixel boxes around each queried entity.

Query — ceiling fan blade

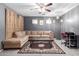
[36,3,44,8]
[46,3,53,6]
[36,3,40,6]
[45,9,51,12]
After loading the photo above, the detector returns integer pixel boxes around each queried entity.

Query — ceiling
[4,3,79,17]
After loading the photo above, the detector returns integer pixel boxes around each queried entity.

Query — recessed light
[60,19,64,22]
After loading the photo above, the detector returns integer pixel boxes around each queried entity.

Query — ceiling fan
[31,3,53,14]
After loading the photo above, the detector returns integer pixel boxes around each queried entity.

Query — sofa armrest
[4,39,20,44]
[3,38,21,48]
[49,32,54,40]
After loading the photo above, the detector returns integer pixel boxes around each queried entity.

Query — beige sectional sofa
[26,31,54,39]
[4,31,54,49]
[4,31,29,49]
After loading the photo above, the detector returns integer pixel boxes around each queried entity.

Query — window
[32,19,38,24]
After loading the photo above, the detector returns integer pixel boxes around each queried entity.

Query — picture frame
[39,20,44,25]
[32,19,38,24]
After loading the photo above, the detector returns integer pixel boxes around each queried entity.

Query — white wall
[0,4,5,49]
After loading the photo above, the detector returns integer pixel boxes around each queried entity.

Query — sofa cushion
[41,35,50,37]
[37,31,43,35]
[29,35,41,37]
[31,31,38,35]
[18,36,29,44]
[26,31,31,35]
[43,31,50,35]
[4,38,20,43]
[15,31,26,38]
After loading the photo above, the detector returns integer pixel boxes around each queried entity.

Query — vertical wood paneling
[5,9,24,40]
[21,16,24,30]
[18,16,24,31]
[6,9,11,39]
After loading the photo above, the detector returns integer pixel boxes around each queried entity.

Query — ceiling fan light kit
[35,3,53,15]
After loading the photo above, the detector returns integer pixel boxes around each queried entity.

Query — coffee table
[29,37,53,50]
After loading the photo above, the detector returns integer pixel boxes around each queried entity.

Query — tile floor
[0,39,79,56]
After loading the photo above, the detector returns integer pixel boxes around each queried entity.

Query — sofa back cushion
[26,31,31,35]
[15,31,26,37]
[31,31,44,35]
[37,31,43,35]
[31,31,38,35]
[26,31,51,35]
[43,31,51,35]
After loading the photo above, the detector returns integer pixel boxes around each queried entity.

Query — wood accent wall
[5,8,24,40]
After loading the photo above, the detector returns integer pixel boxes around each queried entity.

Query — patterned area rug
[18,40,65,54]
[29,40,53,49]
